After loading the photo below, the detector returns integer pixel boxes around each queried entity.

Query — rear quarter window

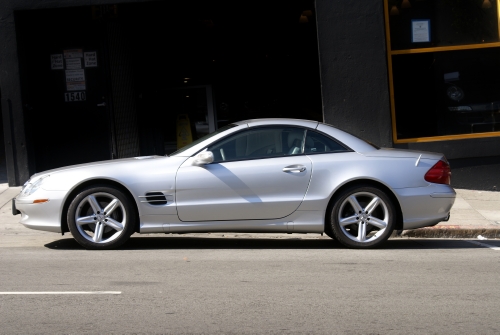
[304,130,350,154]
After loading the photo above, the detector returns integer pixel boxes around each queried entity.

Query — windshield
[169,123,238,156]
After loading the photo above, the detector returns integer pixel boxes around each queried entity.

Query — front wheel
[67,186,136,250]
[329,185,395,248]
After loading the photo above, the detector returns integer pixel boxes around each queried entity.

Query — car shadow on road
[45,236,341,250]
[43,236,497,250]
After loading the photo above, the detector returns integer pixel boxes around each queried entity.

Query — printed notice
[84,51,98,67]
[412,20,430,43]
[65,58,82,70]
[64,49,83,59]
[65,69,85,82]
[65,69,86,91]
[67,82,86,91]
[50,54,64,70]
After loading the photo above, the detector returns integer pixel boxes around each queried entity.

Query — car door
[175,126,312,221]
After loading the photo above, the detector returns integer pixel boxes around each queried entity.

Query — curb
[398,225,500,239]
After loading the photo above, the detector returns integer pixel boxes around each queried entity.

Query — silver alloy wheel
[337,191,389,243]
[74,192,127,244]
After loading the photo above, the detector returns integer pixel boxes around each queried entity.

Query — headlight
[447,86,464,102]
[20,175,50,197]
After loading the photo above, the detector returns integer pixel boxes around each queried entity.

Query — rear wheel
[329,185,395,248]
[67,186,136,250]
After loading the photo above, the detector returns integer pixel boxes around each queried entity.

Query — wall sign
[412,20,431,43]
[84,51,98,67]
[50,54,63,70]
[65,69,86,91]
[63,49,83,59]
[65,58,82,70]
[56,48,97,101]
[64,91,86,102]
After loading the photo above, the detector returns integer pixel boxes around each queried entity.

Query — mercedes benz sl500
[13,118,455,249]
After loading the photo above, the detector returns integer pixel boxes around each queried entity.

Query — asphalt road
[1,235,500,335]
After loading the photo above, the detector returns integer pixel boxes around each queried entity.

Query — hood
[31,156,164,179]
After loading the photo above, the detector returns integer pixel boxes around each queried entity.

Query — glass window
[304,130,348,154]
[388,0,500,50]
[170,123,237,156]
[393,48,500,138]
[207,127,305,162]
[385,0,500,142]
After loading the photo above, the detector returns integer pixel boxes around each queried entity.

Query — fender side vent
[141,192,168,205]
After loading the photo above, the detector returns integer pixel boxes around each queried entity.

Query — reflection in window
[208,127,306,162]
[304,131,348,153]
[393,47,500,138]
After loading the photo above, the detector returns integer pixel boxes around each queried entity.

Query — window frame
[303,129,352,155]
[195,125,352,163]
[383,0,500,143]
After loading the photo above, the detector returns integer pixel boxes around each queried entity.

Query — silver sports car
[13,118,455,249]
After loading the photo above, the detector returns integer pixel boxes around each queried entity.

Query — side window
[304,130,348,154]
[207,127,306,162]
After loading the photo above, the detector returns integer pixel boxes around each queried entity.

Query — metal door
[176,155,312,221]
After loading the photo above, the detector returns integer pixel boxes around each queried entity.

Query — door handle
[283,165,306,173]
[97,102,106,107]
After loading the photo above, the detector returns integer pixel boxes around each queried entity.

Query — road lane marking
[465,240,500,251]
[0,291,121,295]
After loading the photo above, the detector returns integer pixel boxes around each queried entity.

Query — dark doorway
[15,7,115,172]
[15,0,322,169]
[124,0,323,155]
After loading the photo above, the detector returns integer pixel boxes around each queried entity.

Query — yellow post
[176,114,193,149]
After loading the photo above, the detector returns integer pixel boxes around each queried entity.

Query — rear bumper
[394,184,456,230]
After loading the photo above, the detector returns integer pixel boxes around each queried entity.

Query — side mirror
[192,151,214,166]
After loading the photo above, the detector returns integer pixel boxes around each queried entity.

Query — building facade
[1,0,499,186]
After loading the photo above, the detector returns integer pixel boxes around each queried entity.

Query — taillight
[424,160,451,185]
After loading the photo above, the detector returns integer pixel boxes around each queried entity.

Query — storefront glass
[385,0,500,142]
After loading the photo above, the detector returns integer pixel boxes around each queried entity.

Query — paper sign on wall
[65,58,82,70]
[412,20,430,43]
[65,69,86,91]
[84,51,98,67]
[64,49,83,59]
[51,54,64,70]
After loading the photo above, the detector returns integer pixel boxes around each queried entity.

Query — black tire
[323,230,337,241]
[329,185,395,249]
[67,185,136,250]
[323,212,337,241]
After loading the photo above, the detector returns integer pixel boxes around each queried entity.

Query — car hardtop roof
[233,118,319,128]
[230,119,380,153]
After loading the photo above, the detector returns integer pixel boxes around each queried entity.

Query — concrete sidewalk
[0,184,499,241]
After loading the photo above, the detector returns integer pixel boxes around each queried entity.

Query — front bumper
[14,190,68,233]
